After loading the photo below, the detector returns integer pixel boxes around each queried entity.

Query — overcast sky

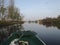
[15,0,60,21]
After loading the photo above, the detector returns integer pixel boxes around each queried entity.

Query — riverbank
[39,15,60,25]
[0,20,24,26]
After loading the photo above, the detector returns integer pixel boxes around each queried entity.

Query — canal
[0,23,60,45]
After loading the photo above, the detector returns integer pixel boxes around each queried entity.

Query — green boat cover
[3,31,45,45]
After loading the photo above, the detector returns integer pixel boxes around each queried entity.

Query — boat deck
[20,36,44,45]
[3,31,45,45]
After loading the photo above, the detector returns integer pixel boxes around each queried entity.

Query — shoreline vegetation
[38,15,60,29]
[39,15,60,24]
[0,0,24,26]
[0,20,24,26]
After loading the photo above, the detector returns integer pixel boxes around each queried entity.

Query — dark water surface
[23,23,60,45]
[0,23,60,45]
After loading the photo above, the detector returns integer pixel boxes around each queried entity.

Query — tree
[58,15,60,19]
[8,6,23,21]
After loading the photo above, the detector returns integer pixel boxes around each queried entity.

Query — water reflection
[39,23,60,29]
[23,23,60,45]
[0,24,24,45]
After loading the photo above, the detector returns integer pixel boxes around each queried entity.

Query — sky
[15,0,60,21]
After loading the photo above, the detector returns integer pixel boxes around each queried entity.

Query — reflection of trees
[7,24,24,35]
[44,24,52,27]
[41,23,60,29]
[53,23,60,29]
[0,24,24,45]
[39,15,60,29]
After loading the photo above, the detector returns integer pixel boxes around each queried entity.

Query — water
[23,23,60,45]
[0,23,60,45]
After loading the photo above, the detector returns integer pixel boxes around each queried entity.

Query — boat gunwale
[3,31,46,45]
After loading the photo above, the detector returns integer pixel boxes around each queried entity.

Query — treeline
[39,15,60,24]
[0,0,23,21]
[38,15,60,29]
[0,0,24,26]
